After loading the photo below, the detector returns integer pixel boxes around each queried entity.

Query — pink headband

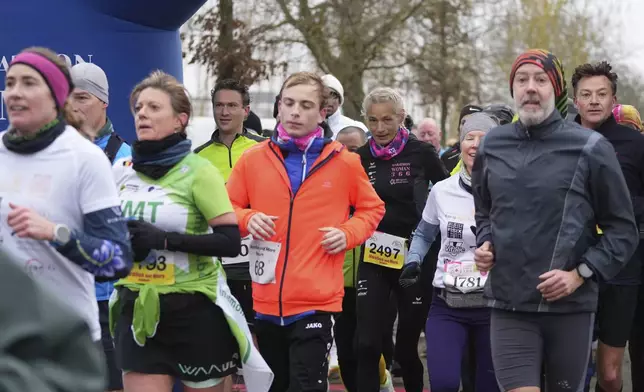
[10,52,71,109]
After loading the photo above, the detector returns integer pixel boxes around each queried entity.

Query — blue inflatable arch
[1,0,206,142]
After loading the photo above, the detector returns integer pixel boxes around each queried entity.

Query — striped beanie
[509,49,568,118]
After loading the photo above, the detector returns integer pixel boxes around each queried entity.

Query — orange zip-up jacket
[226,140,385,318]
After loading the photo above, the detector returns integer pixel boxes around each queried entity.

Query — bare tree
[182,1,287,86]
[411,0,481,142]
[270,0,425,119]
[480,0,616,103]
[615,65,644,114]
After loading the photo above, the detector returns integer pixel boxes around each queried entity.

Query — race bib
[125,251,175,285]
[363,231,406,270]
[249,240,281,284]
[221,236,252,265]
[443,261,486,293]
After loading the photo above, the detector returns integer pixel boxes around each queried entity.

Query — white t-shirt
[423,174,486,292]
[0,126,121,341]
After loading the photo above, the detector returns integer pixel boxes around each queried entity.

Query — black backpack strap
[104,133,125,164]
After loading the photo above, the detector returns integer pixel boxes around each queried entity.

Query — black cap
[244,110,263,135]
[459,104,483,123]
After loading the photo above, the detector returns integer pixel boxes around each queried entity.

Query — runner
[472,49,638,392]
[441,104,482,173]
[571,61,644,392]
[413,118,445,155]
[0,248,105,392]
[321,74,368,138]
[226,72,385,392]
[334,125,394,392]
[612,104,643,133]
[194,78,266,392]
[401,112,500,392]
[70,62,131,392]
[355,87,448,392]
[0,47,133,346]
[110,70,272,392]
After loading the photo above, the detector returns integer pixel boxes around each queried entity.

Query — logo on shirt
[389,162,411,185]
[445,241,467,256]
[120,183,139,192]
[447,221,464,239]
[305,322,323,329]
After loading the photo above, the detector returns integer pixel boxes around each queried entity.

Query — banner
[1,0,206,142]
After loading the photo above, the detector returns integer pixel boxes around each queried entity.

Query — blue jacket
[94,130,131,301]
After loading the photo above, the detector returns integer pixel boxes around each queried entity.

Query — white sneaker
[379,370,394,392]
[328,340,340,377]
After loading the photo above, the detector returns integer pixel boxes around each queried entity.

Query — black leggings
[334,288,396,392]
[356,261,430,392]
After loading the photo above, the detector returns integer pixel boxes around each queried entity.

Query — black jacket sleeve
[583,137,639,280]
[471,140,493,247]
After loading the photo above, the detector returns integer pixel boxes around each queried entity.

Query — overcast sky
[620,0,644,75]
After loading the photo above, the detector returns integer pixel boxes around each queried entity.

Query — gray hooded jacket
[472,110,638,313]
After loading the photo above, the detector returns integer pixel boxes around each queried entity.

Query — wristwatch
[576,262,594,280]
[53,224,72,246]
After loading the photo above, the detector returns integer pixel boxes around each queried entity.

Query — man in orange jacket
[226,72,385,392]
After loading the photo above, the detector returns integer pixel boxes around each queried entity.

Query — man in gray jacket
[0,248,105,392]
[472,49,638,392]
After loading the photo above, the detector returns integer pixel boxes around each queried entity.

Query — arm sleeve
[471,141,493,247]
[407,220,440,265]
[55,207,133,281]
[226,152,261,237]
[582,137,639,280]
[339,153,386,249]
[165,225,241,258]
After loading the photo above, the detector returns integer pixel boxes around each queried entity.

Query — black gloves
[399,261,421,288]
[127,220,166,261]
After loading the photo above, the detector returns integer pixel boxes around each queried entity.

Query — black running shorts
[114,288,240,384]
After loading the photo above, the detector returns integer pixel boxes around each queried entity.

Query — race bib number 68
[248,240,281,284]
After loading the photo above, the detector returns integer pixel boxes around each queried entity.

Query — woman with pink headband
[0,47,133,358]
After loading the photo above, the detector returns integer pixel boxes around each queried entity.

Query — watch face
[578,264,592,278]
[56,225,71,243]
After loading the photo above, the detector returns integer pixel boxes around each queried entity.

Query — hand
[319,227,347,255]
[7,203,56,241]
[127,220,166,251]
[248,213,278,240]
[474,241,494,272]
[399,261,421,288]
[537,269,584,302]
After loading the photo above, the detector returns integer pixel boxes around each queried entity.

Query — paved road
[328,336,634,391]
